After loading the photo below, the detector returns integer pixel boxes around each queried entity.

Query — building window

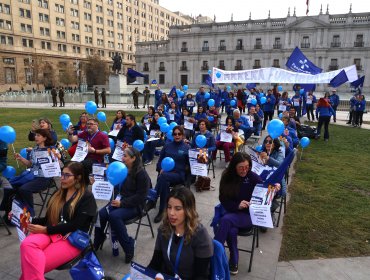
[331,35,340,47]
[38,0,49,8]
[0,4,11,14]
[301,36,310,48]
[55,4,64,13]
[70,8,79,17]
[219,40,226,51]
[21,24,32,33]
[39,13,49,22]
[5,67,17,84]
[201,74,209,84]
[159,74,165,84]
[0,35,13,45]
[218,60,225,70]
[202,41,209,51]
[0,20,12,30]
[354,58,362,70]
[273,37,281,49]
[159,62,165,71]
[143,62,149,71]
[20,8,31,18]
[181,42,188,52]
[273,59,280,68]
[56,17,65,26]
[22,38,33,47]
[236,39,243,50]
[41,41,51,50]
[180,75,188,86]
[354,34,364,47]
[57,31,66,39]
[73,46,81,53]
[58,44,67,52]
[253,60,261,69]
[329,59,338,70]
[254,38,262,49]
[40,27,50,36]
[201,61,209,70]
[180,61,187,71]
[235,60,243,70]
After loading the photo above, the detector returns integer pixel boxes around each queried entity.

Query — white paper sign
[146,137,160,142]
[184,117,194,130]
[249,204,274,228]
[92,181,114,201]
[293,101,300,107]
[93,164,106,177]
[189,159,208,176]
[71,139,88,162]
[306,98,313,104]
[278,105,286,112]
[109,130,119,137]
[112,140,125,162]
[220,125,233,143]
[11,200,33,242]
[40,162,61,178]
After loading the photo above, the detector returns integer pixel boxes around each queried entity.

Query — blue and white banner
[211,66,358,84]
[286,47,322,74]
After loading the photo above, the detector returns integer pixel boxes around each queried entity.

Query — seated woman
[181,93,196,114]
[167,102,181,124]
[147,187,213,280]
[94,146,151,263]
[206,105,219,130]
[67,112,88,157]
[2,129,61,214]
[212,116,240,166]
[110,110,126,134]
[191,119,216,156]
[194,106,207,130]
[146,126,190,223]
[214,152,262,275]
[142,112,164,165]
[28,118,58,146]
[19,161,97,279]
[180,107,195,140]
[141,106,155,132]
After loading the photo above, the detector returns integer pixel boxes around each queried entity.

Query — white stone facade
[136,10,370,93]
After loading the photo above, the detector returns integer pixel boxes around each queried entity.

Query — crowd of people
[0,83,366,279]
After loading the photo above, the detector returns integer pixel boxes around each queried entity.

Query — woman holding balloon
[146,126,190,223]
[28,118,58,146]
[277,92,291,115]
[94,147,151,263]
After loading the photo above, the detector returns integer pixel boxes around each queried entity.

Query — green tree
[84,54,109,86]
[59,63,77,86]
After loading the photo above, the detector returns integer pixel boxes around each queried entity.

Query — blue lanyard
[167,233,184,277]
[88,131,98,143]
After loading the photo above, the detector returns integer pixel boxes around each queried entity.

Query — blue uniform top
[316,106,335,119]
[191,130,216,152]
[263,94,276,112]
[196,92,208,108]
[329,94,340,107]
[291,94,302,107]
[355,99,366,111]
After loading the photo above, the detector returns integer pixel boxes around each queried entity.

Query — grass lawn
[0,108,145,172]
[279,124,370,261]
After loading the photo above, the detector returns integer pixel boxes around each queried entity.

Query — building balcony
[218,65,225,70]
[356,65,363,71]
[354,41,364,47]
[253,65,261,69]
[273,64,280,68]
[218,46,226,51]
[181,47,188,52]
[201,66,209,70]
[254,44,262,49]
[330,42,341,48]
[180,66,188,71]
[143,67,149,71]
[236,45,244,50]
[202,47,209,52]
[273,43,282,49]
[301,43,310,48]
[235,65,243,70]
[158,67,165,71]
[328,65,339,70]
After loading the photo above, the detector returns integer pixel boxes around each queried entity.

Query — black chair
[207,157,215,178]
[34,179,58,217]
[273,195,286,228]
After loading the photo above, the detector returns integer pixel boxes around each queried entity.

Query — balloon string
[300,148,304,160]
[104,122,110,131]
[11,144,20,168]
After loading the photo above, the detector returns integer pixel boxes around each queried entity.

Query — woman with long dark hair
[315,98,335,141]
[148,187,213,279]
[110,110,126,132]
[94,146,151,263]
[19,161,97,279]
[214,152,262,275]
[28,118,58,145]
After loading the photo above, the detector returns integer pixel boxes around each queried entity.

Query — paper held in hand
[249,184,275,228]
[71,139,88,162]
[188,148,208,177]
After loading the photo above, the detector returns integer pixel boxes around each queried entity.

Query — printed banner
[11,200,34,242]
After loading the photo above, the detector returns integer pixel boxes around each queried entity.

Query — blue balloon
[226,86,231,91]
[300,137,310,148]
[133,140,144,151]
[102,131,108,135]
[169,122,177,130]
[167,130,174,141]
[60,138,71,149]
[208,116,214,122]
[97,111,107,122]
[255,145,263,152]
[278,113,283,119]
[216,72,222,78]
[208,69,212,75]
[260,97,267,104]
[2,166,16,179]
[183,85,188,91]
[230,100,236,107]
[178,90,184,98]
[278,85,283,92]
[195,134,207,148]
[267,119,285,139]
[0,126,16,144]
[207,99,215,107]
[204,92,210,99]
[109,138,115,151]
[176,89,181,94]
[299,88,305,94]
[107,162,128,186]
[59,114,71,126]
[122,274,130,280]
[161,157,175,172]
[85,101,97,114]
[20,148,28,159]
[158,117,167,125]
[251,99,257,106]
[62,121,72,132]
[259,93,265,98]
[160,123,170,133]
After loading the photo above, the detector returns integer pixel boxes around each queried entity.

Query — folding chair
[273,195,287,227]
[207,157,215,179]
[34,179,58,218]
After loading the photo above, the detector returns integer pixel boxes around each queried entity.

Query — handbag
[67,230,90,250]
[70,251,105,280]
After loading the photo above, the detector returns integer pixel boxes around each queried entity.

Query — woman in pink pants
[19,162,97,280]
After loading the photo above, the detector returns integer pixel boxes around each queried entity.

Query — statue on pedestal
[112,53,122,74]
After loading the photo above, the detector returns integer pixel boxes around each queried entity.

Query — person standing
[51,87,57,107]
[131,87,140,109]
[143,86,150,108]
[94,87,100,108]
[305,91,317,121]
[58,87,65,107]
[101,88,107,108]
[315,98,335,141]
[262,89,276,130]
[329,89,340,122]
[154,86,163,109]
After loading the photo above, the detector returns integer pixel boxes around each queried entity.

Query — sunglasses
[61,172,74,179]
[264,140,273,144]
[173,133,182,136]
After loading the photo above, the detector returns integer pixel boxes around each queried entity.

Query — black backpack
[298,125,317,139]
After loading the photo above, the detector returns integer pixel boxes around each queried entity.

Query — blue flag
[329,70,348,87]
[204,75,214,88]
[350,76,365,88]
[169,86,176,97]
[127,68,145,78]
[246,83,257,90]
[286,47,322,74]
[264,149,296,187]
